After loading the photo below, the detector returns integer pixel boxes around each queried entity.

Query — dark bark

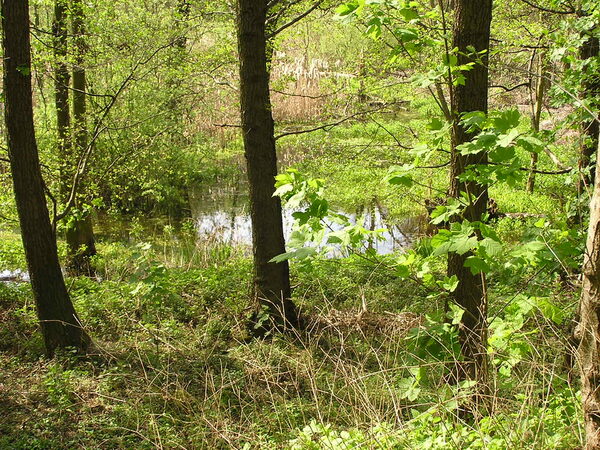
[68,0,97,276]
[2,0,91,356]
[577,23,600,197]
[448,0,493,384]
[53,0,71,200]
[236,0,299,332]
[175,0,191,50]
[577,138,600,449]
[167,0,190,115]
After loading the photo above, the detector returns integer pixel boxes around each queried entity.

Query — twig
[275,105,393,140]
[491,82,530,92]
[517,0,575,15]
[266,1,323,39]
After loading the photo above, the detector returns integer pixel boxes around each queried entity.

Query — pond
[189,181,423,256]
[1,178,425,283]
[0,269,29,283]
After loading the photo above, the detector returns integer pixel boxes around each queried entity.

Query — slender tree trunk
[448,0,493,385]
[527,52,548,194]
[69,0,97,276]
[53,0,71,200]
[1,0,90,356]
[577,16,599,197]
[167,0,190,116]
[578,139,600,449]
[175,0,190,50]
[236,0,299,332]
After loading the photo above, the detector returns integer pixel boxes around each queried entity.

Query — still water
[189,183,422,255]
[1,181,423,282]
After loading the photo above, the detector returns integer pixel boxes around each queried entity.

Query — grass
[0,219,584,448]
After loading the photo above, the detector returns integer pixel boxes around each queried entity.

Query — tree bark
[577,15,599,197]
[236,0,299,332]
[69,0,97,276]
[527,52,548,194]
[175,0,190,50]
[53,0,71,200]
[1,0,91,356]
[448,0,493,384]
[578,139,600,449]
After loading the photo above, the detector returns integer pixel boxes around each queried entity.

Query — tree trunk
[527,52,548,194]
[577,139,600,449]
[175,0,190,50]
[53,0,71,200]
[448,0,493,384]
[236,0,299,332]
[577,16,599,197]
[166,0,190,117]
[1,0,91,356]
[69,0,97,276]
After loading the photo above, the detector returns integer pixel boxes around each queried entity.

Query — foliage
[0,0,596,447]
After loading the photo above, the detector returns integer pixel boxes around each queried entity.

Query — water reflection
[190,184,422,255]
[0,269,29,283]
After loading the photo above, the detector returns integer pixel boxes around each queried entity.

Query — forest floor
[0,110,586,448]
[0,220,582,448]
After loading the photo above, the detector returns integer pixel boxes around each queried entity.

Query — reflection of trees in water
[191,186,423,255]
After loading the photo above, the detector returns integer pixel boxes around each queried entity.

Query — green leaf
[489,145,516,163]
[395,28,419,42]
[398,7,419,21]
[496,128,520,148]
[16,65,31,76]
[440,275,459,292]
[397,377,421,401]
[410,142,430,157]
[387,165,414,187]
[269,251,296,263]
[272,183,294,197]
[492,109,520,133]
[269,247,317,263]
[478,237,502,257]
[517,135,544,153]
[427,118,445,131]
[464,256,490,275]
[448,303,465,324]
[450,234,478,255]
[535,297,564,324]
[387,174,413,187]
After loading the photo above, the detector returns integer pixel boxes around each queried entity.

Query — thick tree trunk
[448,0,493,384]
[69,0,97,276]
[577,18,599,196]
[53,0,71,199]
[236,0,299,332]
[578,139,600,449]
[1,0,90,356]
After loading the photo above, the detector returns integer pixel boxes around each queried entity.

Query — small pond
[189,182,423,256]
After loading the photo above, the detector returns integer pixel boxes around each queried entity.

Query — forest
[0,0,599,448]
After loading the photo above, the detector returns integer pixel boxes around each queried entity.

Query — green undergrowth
[0,225,583,448]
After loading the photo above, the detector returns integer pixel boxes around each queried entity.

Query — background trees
[0,0,599,447]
